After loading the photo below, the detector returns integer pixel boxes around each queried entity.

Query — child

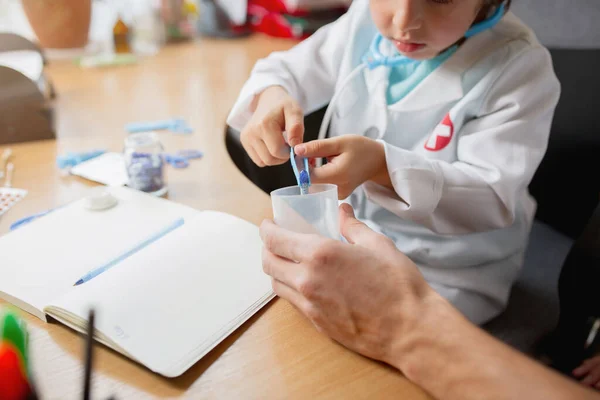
[227,0,561,324]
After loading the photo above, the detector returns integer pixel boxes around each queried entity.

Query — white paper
[70,152,129,187]
[50,210,273,377]
[0,186,199,320]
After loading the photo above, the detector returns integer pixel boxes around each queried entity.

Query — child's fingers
[261,119,290,160]
[246,145,265,168]
[241,129,265,167]
[309,163,340,184]
[254,138,287,166]
[283,102,305,147]
[295,138,342,158]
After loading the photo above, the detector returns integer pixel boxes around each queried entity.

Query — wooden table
[0,36,431,400]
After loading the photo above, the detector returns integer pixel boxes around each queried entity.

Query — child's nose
[392,0,423,34]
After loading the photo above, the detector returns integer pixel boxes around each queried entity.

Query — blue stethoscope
[291,2,507,184]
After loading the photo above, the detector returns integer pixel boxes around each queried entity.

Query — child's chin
[399,49,434,61]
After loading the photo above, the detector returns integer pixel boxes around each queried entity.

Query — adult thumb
[339,203,379,247]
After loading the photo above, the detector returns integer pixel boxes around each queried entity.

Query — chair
[0,33,56,145]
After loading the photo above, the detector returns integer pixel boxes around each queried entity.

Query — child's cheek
[427,15,471,51]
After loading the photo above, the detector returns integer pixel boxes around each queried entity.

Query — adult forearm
[390,293,599,400]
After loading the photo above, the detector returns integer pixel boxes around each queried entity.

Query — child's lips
[394,40,426,53]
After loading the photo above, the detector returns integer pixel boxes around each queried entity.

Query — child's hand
[573,355,600,389]
[241,86,304,167]
[294,135,390,199]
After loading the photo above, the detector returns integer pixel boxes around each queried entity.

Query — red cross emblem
[424,114,454,151]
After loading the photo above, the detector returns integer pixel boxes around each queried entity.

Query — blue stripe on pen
[74,217,185,286]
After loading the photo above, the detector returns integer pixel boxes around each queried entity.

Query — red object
[247,0,349,40]
[248,0,307,15]
[424,113,454,151]
[248,4,306,39]
[0,343,30,400]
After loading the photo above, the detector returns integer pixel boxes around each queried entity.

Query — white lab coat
[227,0,561,324]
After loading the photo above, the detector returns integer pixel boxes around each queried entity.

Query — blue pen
[10,209,55,231]
[125,118,193,134]
[56,149,106,169]
[73,217,185,286]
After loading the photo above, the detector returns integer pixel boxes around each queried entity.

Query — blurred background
[0,0,353,58]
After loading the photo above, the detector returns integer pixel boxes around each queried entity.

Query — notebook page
[0,186,199,320]
[47,211,273,377]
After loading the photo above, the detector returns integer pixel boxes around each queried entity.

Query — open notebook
[0,187,274,377]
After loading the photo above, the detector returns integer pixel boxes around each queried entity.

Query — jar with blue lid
[124,131,167,196]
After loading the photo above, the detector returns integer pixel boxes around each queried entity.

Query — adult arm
[259,204,599,400]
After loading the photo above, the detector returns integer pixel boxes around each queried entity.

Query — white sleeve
[225,2,359,132]
[363,46,561,235]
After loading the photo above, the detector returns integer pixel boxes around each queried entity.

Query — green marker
[0,309,29,371]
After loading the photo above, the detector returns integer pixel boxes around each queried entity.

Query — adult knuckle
[262,230,277,251]
[297,276,316,298]
[311,242,334,266]
[261,247,272,274]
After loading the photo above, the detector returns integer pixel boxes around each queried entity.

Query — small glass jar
[124,132,167,196]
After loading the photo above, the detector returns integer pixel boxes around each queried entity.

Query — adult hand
[260,205,600,400]
[241,86,304,167]
[259,203,434,365]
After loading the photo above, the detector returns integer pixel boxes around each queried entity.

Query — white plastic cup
[270,184,340,240]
